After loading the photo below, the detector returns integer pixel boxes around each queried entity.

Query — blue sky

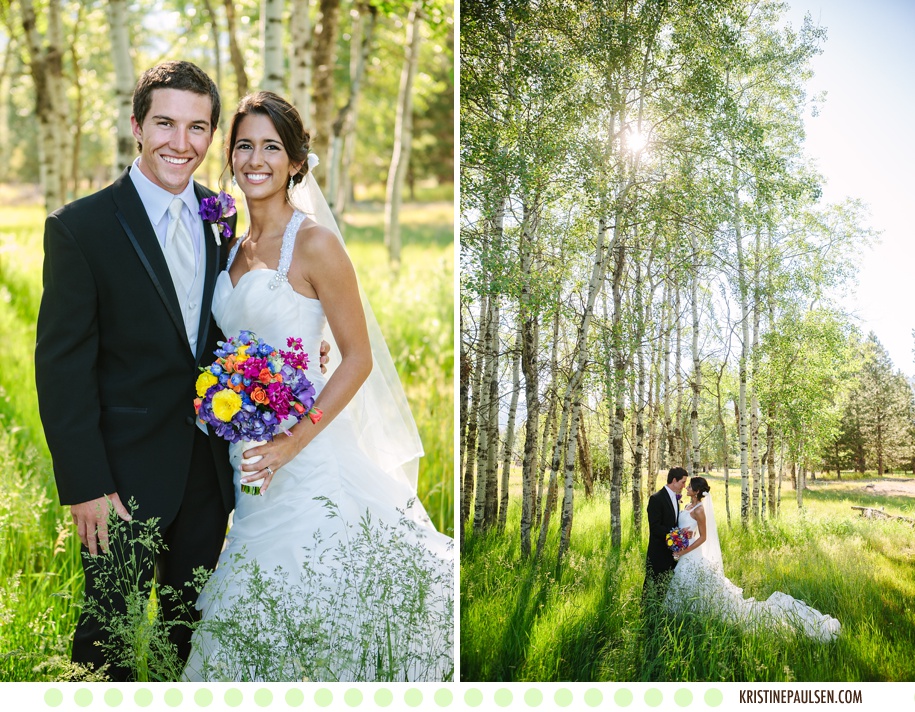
[784,0,915,376]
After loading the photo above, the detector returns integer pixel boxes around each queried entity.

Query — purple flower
[198,196,222,223]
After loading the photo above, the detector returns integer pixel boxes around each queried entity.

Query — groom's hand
[319,339,331,374]
[70,492,132,556]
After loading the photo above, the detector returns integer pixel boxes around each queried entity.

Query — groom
[643,466,688,596]
[36,61,237,680]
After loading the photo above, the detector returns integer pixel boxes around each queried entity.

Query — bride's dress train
[184,211,454,681]
[664,500,840,642]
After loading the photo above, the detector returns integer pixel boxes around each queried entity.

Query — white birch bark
[519,202,540,557]
[384,0,423,270]
[732,159,751,525]
[262,0,284,92]
[539,218,610,559]
[290,0,313,128]
[690,231,701,475]
[21,0,65,211]
[107,0,135,174]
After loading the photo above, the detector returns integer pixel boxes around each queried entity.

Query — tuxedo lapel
[193,182,219,365]
[111,168,192,360]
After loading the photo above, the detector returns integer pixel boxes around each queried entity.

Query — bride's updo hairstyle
[690,476,711,500]
[226,91,311,187]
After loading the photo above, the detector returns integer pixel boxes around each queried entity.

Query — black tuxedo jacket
[646,486,679,576]
[35,167,234,526]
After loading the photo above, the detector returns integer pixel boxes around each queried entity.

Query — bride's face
[687,486,697,498]
[231,114,300,201]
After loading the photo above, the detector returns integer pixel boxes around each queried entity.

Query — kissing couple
[645,467,840,642]
[35,60,453,681]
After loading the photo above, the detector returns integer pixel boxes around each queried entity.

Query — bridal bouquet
[194,332,322,492]
[666,527,690,554]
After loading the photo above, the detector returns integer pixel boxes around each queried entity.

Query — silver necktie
[163,197,198,343]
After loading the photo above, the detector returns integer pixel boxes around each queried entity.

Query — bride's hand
[239,430,312,493]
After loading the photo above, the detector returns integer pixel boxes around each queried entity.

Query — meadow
[0,194,453,681]
[460,471,915,682]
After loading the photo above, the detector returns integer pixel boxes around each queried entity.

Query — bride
[665,477,840,642]
[183,91,453,681]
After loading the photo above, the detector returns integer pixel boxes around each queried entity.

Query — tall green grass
[0,198,453,681]
[461,475,915,681]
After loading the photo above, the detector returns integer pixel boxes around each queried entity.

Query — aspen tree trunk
[577,418,593,498]
[690,232,701,475]
[715,362,731,525]
[499,325,522,529]
[484,318,501,529]
[461,299,486,542]
[662,277,672,471]
[384,0,423,270]
[223,0,249,99]
[601,290,615,506]
[21,0,65,211]
[535,299,561,531]
[766,419,776,517]
[519,200,541,557]
[539,218,610,559]
[329,2,377,220]
[68,2,85,195]
[674,284,684,468]
[47,0,69,202]
[632,250,646,533]
[459,322,470,475]
[610,222,626,549]
[312,0,342,186]
[473,291,499,533]
[262,0,284,92]
[290,0,313,129]
[473,200,504,533]
[647,339,660,494]
[750,227,762,518]
[732,156,750,525]
[558,401,582,563]
[106,0,134,174]
[0,36,13,181]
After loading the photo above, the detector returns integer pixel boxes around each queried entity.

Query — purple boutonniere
[198,191,237,246]
[676,494,682,501]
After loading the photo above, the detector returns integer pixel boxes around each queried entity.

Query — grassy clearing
[461,471,915,682]
[0,196,453,681]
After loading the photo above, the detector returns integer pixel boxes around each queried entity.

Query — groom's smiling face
[131,88,214,194]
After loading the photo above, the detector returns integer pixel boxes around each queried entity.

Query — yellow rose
[212,389,242,422]
[196,371,218,397]
[236,343,250,363]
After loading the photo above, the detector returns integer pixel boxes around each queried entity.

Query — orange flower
[193,397,202,414]
[293,402,305,414]
[251,386,270,405]
[258,368,273,384]
[223,354,237,373]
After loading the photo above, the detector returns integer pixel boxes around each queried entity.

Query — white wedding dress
[665,499,840,642]
[183,211,454,681]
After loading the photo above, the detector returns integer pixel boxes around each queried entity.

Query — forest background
[460,0,915,682]
[0,0,454,681]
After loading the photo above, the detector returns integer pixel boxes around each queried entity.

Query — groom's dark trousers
[35,168,235,680]
[643,487,678,597]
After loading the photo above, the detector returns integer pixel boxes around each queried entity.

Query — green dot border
[26,683,736,710]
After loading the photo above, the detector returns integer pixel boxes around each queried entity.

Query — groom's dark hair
[667,467,688,484]
[132,61,221,150]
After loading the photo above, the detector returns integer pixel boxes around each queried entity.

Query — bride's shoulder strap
[271,210,307,289]
[226,233,245,270]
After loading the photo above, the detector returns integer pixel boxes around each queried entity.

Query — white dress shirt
[128,159,205,356]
